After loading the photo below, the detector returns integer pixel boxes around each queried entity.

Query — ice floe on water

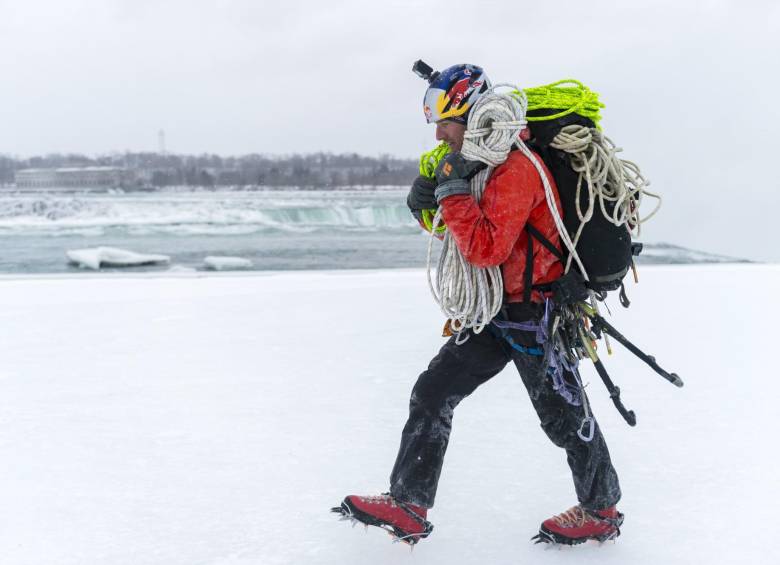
[203,256,253,270]
[66,247,170,270]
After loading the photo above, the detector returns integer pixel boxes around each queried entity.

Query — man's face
[435,120,466,152]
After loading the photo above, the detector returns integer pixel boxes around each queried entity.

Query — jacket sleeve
[438,158,540,268]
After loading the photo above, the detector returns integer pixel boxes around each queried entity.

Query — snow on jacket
[438,150,564,303]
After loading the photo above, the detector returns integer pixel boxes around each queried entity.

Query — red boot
[332,494,433,545]
[533,505,624,545]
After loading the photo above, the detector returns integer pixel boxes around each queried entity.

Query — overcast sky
[1,0,779,260]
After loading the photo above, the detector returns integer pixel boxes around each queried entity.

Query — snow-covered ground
[0,265,777,565]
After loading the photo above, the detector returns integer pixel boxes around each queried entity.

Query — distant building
[14,167,136,189]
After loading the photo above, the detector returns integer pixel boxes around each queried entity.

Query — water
[0,187,746,275]
[0,188,437,274]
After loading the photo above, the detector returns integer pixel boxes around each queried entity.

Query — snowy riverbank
[0,265,777,565]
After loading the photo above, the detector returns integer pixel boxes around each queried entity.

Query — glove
[406,175,438,211]
[433,153,486,204]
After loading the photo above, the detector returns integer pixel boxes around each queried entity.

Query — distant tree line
[0,152,420,188]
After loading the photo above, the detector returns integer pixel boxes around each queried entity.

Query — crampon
[531,505,623,546]
[331,494,433,546]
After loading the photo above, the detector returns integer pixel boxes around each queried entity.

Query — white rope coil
[426,84,564,334]
[549,125,662,268]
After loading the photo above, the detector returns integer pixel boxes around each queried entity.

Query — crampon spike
[532,532,555,545]
[331,504,350,516]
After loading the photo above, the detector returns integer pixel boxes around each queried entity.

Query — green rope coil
[520,79,605,128]
[418,142,450,233]
[421,209,445,233]
[419,142,450,178]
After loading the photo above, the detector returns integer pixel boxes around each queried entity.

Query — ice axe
[587,312,684,388]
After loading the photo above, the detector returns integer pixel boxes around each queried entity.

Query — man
[334,64,623,546]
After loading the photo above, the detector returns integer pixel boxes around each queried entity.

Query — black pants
[389,303,621,511]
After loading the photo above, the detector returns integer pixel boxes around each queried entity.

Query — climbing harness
[489,299,597,441]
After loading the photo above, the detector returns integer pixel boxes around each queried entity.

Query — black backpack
[524,108,641,296]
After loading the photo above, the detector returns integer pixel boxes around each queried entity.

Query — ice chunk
[66,247,170,270]
[203,256,253,271]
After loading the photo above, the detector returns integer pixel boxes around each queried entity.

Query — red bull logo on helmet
[421,63,491,124]
[448,78,471,108]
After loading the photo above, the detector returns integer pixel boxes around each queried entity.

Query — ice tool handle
[593,359,637,427]
[589,313,684,388]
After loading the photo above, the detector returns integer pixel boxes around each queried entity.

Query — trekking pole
[589,313,684,388]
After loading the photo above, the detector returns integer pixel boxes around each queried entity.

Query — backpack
[524,107,642,298]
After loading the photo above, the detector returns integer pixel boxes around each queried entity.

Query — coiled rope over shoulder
[523,79,605,127]
[426,84,585,335]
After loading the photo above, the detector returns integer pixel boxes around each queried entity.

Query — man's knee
[408,377,465,425]
[539,408,580,448]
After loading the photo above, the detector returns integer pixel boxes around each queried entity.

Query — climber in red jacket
[335,63,623,548]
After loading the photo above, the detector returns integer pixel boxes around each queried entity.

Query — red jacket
[438,150,564,303]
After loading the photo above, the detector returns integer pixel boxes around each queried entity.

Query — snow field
[0,265,777,565]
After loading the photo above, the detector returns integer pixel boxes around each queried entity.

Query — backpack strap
[526,223,564,260]
[523,223,564,302]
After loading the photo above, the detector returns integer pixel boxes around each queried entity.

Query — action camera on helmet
[412,60,439,84]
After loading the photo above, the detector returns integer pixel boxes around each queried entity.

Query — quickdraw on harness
[541,272,683,432]
[490,271,683,439]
